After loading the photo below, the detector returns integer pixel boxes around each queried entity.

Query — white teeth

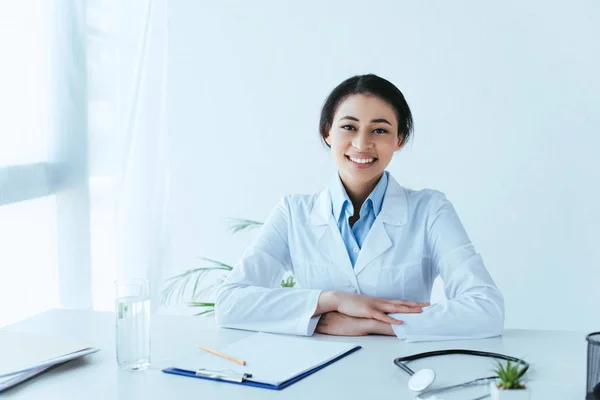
[349,157,375,164]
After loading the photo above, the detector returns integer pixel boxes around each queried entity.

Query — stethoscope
[394,349,530,399]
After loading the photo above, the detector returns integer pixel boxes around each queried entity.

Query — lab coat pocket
[377,263,429,302]
[292,258,338,291]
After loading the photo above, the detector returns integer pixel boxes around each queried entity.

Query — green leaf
[191,273,202,299]
[161,260,233,306]
[226,218,263,234]
[493,359,527,389]
[188,302,215,316]
[175,274,187,304]
[280,276,296,288]
[162,216,265,314]
[160,279,177,304]
[191,269,213,299]
[188,302,215,307]
[194,309,215,316]
[516,363,528,379]
[192,282,220,302]
[197,257,233,270]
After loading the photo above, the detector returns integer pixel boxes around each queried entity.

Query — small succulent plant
[494,359,528,390]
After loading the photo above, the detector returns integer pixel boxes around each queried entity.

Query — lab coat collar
[309,172,407,278]
[329,172,388,223]
[310,172,408,226]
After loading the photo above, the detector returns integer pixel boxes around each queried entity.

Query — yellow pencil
[197,345,247,366]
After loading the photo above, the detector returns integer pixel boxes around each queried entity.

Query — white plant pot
[489,382,531,400]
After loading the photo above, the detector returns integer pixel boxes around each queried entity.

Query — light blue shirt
[329,171,389,267]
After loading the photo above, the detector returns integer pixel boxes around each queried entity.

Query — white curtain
[0,0,168,326]
[0,1,85,326]
[87,0,169,312]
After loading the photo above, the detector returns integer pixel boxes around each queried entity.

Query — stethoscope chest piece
[408,368,435,392]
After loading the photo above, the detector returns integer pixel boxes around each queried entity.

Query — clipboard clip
[195,368,253,383]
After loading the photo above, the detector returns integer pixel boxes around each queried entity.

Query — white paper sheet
[0,331,99,378]
[172,332,359,386]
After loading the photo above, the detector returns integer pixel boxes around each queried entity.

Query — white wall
[167,0,600,331]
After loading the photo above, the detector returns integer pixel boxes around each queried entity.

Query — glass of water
[115,279,151,370]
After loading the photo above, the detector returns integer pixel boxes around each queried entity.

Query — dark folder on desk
[162,332,361,390]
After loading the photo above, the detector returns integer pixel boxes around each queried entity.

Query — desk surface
[1,309,588,399]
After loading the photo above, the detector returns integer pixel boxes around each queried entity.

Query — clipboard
[162,345,361,390]
[161,332,362,390]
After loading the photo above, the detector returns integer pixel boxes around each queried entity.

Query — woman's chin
[339,167,385,184]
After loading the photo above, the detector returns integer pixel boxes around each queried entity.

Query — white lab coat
[215,174,504,342]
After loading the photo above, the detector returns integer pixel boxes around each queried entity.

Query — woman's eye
[341,125,356,131]
[373,128,388,134]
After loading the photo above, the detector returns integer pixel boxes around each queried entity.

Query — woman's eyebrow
[340,116,392,126]
[371,118,392,126]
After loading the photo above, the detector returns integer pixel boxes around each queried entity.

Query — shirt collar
[329,171,389,222]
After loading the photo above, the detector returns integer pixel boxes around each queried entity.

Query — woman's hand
[316,312,371,336]
[315,291,429,325]
[315,312,395,336]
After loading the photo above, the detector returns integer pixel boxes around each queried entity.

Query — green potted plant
[489,359,530,400]
[161,218,296,315]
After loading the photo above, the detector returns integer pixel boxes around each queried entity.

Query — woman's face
[325,94,402,187]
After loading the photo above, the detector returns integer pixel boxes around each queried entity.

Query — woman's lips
[346,155,377,169]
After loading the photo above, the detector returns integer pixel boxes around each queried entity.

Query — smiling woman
[214,74,504,342]
[328,95,401,171]
[322,93,406,208]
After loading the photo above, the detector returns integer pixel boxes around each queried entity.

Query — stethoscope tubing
[393,349,530,376]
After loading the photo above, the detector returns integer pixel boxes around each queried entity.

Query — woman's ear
[395,135,404,151]
[324,133,331,146]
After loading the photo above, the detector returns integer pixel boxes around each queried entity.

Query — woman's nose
[352,131,373,150]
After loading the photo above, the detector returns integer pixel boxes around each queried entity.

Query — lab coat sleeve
[390,192,505,342]
[215,196,323,336]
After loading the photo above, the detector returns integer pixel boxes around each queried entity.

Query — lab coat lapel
[353,175,408,275]
[353,218,392,275]
[309,189,359,288]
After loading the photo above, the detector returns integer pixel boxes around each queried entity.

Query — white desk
[2,309,588,399]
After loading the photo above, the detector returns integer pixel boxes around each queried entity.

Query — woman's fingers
[373,311,404,325]
[335,294,430,321]
[379,303,418,314]
[379,301,429,314]
[392,300,430,308]
[370,300,427,325]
